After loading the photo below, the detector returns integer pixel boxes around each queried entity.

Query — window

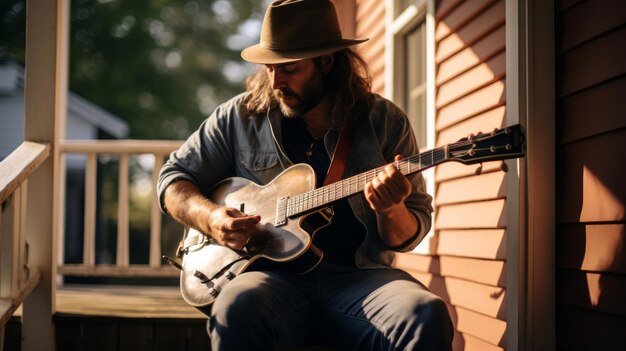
[404,21,427,150]
[386,0,435,254]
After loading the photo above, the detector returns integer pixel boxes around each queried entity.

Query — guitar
[174,124,525,315]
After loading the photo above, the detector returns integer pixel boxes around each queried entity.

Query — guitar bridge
[275,196,289,227]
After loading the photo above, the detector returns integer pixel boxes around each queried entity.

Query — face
[265,58,328,118]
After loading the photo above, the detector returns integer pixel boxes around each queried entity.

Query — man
[158,0,453,349]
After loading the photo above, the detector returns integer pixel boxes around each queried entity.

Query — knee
[393,293,451,330]
[383,295,453,350]
[413,297,454,349]
[418,297,452,333]
[208,272,277,346]
[210,272,274,327]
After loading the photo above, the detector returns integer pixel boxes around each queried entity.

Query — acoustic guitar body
[180,164,329,315]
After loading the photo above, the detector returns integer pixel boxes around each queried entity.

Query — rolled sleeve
[157,103,237,214]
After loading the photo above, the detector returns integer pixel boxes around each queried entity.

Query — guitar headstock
[447,124,526,164]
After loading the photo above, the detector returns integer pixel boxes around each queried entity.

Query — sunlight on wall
[585,273,601,306]
[581,165,625,222]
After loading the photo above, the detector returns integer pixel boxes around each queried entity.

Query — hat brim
[241,38,368,65]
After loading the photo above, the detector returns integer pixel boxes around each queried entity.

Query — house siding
[354,0,509,350]
[354,0,386,95]
[555,0,626,349]
[431,1,508,350]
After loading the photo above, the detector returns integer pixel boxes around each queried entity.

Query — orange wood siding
[353,0,509,348]
[555,0,626,349]
[395,0,508,350]
[354,0,385,95]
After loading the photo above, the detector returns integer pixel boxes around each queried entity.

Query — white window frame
[385,0,436,254]
[506,0,555,349]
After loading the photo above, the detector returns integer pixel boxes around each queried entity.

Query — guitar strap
[323,122,354,186]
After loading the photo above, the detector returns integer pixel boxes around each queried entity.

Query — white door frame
[506,0,556,349]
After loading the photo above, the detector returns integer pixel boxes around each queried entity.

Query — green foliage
[0,1,26,64]
[0,0,267,272]
[1,0,265,139]
[70,0,264,139]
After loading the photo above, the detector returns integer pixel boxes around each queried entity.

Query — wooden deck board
[55,284,205,319]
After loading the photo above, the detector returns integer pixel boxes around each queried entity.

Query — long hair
[244,48,374,128]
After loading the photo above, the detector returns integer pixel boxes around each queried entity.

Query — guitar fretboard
[286,146,448,217]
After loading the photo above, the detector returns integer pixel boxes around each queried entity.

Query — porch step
[4,316,338,351]
[3,317,21,351]
[54,314,209,351]
[3,285,338,350]
[4,284,209,350]
[3,315,209,351]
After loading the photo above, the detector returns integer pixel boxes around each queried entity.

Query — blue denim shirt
[157,93,433,269]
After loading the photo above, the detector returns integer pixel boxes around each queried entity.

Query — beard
[273,68,327,118]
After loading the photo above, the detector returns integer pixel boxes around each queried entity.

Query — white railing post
[1,192,18,303]
[57,141,183,278]
[0,142,49,344]
[22,0,70,348]
[117,153,130,268]
[83,153,98,267]
[150,154,166,268]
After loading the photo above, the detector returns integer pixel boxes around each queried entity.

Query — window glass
[403,21,427,149]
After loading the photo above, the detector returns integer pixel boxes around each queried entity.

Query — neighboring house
[339,0,625,350]
[0,64,128,159]
[0,63,129,264]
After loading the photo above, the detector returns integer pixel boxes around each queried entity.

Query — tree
[1,0,266,271]
[70,0,264,140]
[1,0,265,140]
[0,1,26,65]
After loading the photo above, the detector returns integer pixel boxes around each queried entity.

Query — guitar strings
[242,146,452,219]
[245,131,512,217]
[242,135,506,217]
[273,134,505,216]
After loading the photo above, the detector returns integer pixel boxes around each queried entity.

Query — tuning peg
[500,161,509,173]
[475,163,483,175]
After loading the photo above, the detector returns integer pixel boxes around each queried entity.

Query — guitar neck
[286,146,448,217]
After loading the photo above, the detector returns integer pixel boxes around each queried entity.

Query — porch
[0,2,360,348]
[0,137,211,349]
[5,285,207,350]
[1,0,573,350]
[0,4,212,337]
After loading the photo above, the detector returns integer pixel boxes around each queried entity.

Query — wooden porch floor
[55,284,205,319]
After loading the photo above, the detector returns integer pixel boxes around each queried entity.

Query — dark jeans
[208,262,453,351]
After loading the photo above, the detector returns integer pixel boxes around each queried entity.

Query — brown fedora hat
[241,0,368,65]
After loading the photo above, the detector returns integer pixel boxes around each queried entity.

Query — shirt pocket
[237,149,282,185]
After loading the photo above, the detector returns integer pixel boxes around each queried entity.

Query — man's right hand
[163,180,261,251]
[207,207,261,250]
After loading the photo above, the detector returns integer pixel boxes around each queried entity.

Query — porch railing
[57,140,183,279]
[0,142,48,328]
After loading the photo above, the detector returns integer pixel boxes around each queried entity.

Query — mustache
[275,88,299,99]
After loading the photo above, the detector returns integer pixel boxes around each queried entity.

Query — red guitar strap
[323,122,354,186]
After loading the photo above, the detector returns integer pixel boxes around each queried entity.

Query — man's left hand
[364,155,412,214]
